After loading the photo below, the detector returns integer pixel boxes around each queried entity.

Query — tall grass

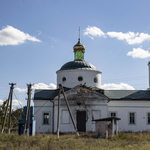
[0,132,150,150]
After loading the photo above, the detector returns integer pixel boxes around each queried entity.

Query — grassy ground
[0,132,150,150]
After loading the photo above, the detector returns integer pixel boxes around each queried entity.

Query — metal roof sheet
[104,90,150,100]
[58,60,100,71]
[34,87,70,100]
[92,117,121,121]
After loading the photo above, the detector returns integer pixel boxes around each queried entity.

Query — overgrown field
[1,132,150,150]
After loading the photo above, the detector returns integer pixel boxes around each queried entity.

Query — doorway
[77,111,86,132]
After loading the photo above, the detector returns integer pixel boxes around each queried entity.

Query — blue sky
[0,0,150,108]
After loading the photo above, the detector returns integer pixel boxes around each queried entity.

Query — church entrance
[77,111,86,132]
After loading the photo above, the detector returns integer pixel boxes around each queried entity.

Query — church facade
[33,38,150,133]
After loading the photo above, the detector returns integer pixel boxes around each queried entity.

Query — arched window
[62,77,66,82]
[94,77,98,83]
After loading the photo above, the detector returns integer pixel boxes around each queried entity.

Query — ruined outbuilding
[93,117,121,138]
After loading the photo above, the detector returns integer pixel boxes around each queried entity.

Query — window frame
[92,109,101,124]
[128,112,136,125]
[147,112,150,125]
[42,111,51,125]
[61,109,70,124]
[109,111,117,124]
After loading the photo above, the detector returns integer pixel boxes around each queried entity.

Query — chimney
[148,61,150,90]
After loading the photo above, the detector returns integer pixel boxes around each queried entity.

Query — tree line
[0,100,23,130]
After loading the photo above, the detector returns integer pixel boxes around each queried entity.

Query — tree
[0,100,23,129]
[11,108,23,128]
[0,100,9,128]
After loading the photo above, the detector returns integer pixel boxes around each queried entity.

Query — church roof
[34,87,70,100]
[104,90,150,100]
[58,60,100,71]
[34,85,150,101]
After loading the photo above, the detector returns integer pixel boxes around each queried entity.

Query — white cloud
[107,31,150,45]
[0,99,3,105]
[83,26,105,40]
[14,83,57,93]
[12,99,22,106]
[33,83,57,90]
[0,99,22,107]
[15,87,27,92]
[127,47,150,59]
[101,83,135,90]
[0,25,41,46]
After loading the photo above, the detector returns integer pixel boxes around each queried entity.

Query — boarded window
[43,113,49,124]
[129,113,135,124]
[92,110,100,124]
[61,110,70,124]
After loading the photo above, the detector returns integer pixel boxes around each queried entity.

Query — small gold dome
[73,38,85,52]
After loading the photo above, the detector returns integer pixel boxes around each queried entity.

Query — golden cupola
[73,38,85,61]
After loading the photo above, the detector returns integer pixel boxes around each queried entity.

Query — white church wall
[54,99,107,133]
[57,69,101,88]
[33,100,53,133]
[108,101,150,132]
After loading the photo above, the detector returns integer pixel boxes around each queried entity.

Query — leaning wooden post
[116,120,118,135]
[57,87,61,138]
[1,98,10,133]
[112,119,114,137]
[1,83,16,134]
[8,88,13,134]
[23,94,30,134]
[60,84,79,137]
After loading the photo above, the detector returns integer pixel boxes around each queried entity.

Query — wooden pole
[24,83,33,135]
[8,86,13,134]
[27,84,33,137]
[1,99,10,133]
[1,83,15,134]
[57,87,61,138]
[23,97,29,134]
[112,119,114,137]
[116,120,118,136]
[60,84,79,137]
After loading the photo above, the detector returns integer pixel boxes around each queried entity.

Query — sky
[0,0,150,108]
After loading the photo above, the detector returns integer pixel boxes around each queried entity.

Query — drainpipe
[148,61,150,90]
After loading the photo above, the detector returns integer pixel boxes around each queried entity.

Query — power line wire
[13,92,23,108]
[34,100,49,115]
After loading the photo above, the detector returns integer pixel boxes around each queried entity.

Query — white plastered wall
[108,100,150,132]
[54,99,108,133]
[33,100,53,133]
[56,69,101,88]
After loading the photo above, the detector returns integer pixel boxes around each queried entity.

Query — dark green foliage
[0,100,9,127]
[0,100,23,130]
[11,108,23,128]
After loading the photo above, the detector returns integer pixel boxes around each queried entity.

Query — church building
[33,38,150,133]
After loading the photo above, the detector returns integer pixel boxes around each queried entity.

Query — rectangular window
[129,112,135,124]
[92,110,101,124]
[148,113,150,124]
[43,113,49,125]
[110,112,116,124]
[61,110,70,124]
[111,112,116,117]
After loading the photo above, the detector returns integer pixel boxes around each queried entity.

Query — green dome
[59,60,99,71]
